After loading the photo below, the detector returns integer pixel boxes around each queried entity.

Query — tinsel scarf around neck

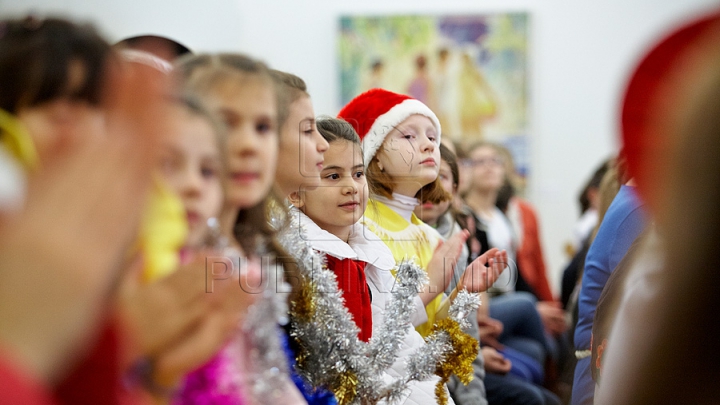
[278,208,481,405]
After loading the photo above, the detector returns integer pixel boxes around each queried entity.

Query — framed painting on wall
[339,13,530,180]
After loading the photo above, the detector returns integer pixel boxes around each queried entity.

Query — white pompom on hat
[337,88,441,167]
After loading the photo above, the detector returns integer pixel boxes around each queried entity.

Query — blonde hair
[176,53,273,94]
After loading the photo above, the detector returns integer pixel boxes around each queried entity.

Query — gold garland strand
[431,318,480,405]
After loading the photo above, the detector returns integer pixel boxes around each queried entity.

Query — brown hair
[316,116,360,145]
[366,154,451,204]
[579,158,613,214]
[439,143,459,190]
[0,16,112,114]
[270,69,309,130]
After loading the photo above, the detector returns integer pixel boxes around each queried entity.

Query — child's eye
[324,173,340,180]
[354,171,365,178]
[303,125,315,136]
[201,167,217,178]
[256,119,273,135]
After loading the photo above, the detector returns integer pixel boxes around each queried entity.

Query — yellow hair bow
[0,108,38,169]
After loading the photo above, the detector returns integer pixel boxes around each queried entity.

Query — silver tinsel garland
[208,216,292,404]
[278,211,481,405]
[238,243,293,402]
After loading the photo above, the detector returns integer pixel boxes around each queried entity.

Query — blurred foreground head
[115,34,191,62]
[0,16,111,114]
[597,10,720,405]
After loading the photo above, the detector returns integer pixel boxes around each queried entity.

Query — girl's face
[161,106,224,248]
[275,96,329,196]
[414,160,454,226]
[468,145,505,192]
[206,77,278,209]
[297,140,367,240]
[375,114,440,197]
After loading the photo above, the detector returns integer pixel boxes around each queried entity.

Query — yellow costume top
[362,198,443,337]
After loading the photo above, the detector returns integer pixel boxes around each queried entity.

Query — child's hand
[536,300,568,336]
[482,347,512,375]
[118,250,219,358]
[421,230,469,305]
[459,248,508,293]
[119,252,262,386]
[477,315,505,350]
[129,253,262,389]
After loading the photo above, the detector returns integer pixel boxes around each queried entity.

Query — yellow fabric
[362,199,442,337]
[0,109,38,169]
[138,177,188,283]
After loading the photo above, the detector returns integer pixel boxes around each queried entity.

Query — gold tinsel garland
[333,370,359,405]
[431,318,480,405]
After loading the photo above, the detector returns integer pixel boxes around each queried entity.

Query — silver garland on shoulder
[278,210,481,405]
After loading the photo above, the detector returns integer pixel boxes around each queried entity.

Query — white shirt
[478,206,517,293]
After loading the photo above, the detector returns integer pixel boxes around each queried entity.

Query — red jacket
[514,198,555,302]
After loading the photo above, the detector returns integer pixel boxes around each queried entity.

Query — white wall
[3,0,718,292]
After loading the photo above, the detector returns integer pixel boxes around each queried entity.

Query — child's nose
[315,131,329,152]
[420,133,435,152]
[183,169,203,196]
[230,128,261,156]
[342,180,358,194]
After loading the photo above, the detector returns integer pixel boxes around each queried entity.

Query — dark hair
[495,180,515,213]
[316,116,360,145]
[0,16,112,114]
[116,34,191,59]
[316,117,363,170]
[439,143,459,189]
[578,158,612,214]
[270,69,309,130]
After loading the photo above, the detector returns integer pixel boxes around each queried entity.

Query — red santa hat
[338,88,441,166]
[621,10,720,211]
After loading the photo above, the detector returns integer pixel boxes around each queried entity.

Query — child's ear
[288,191,305,209]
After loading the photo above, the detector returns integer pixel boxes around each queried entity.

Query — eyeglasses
[462,157,504,167]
